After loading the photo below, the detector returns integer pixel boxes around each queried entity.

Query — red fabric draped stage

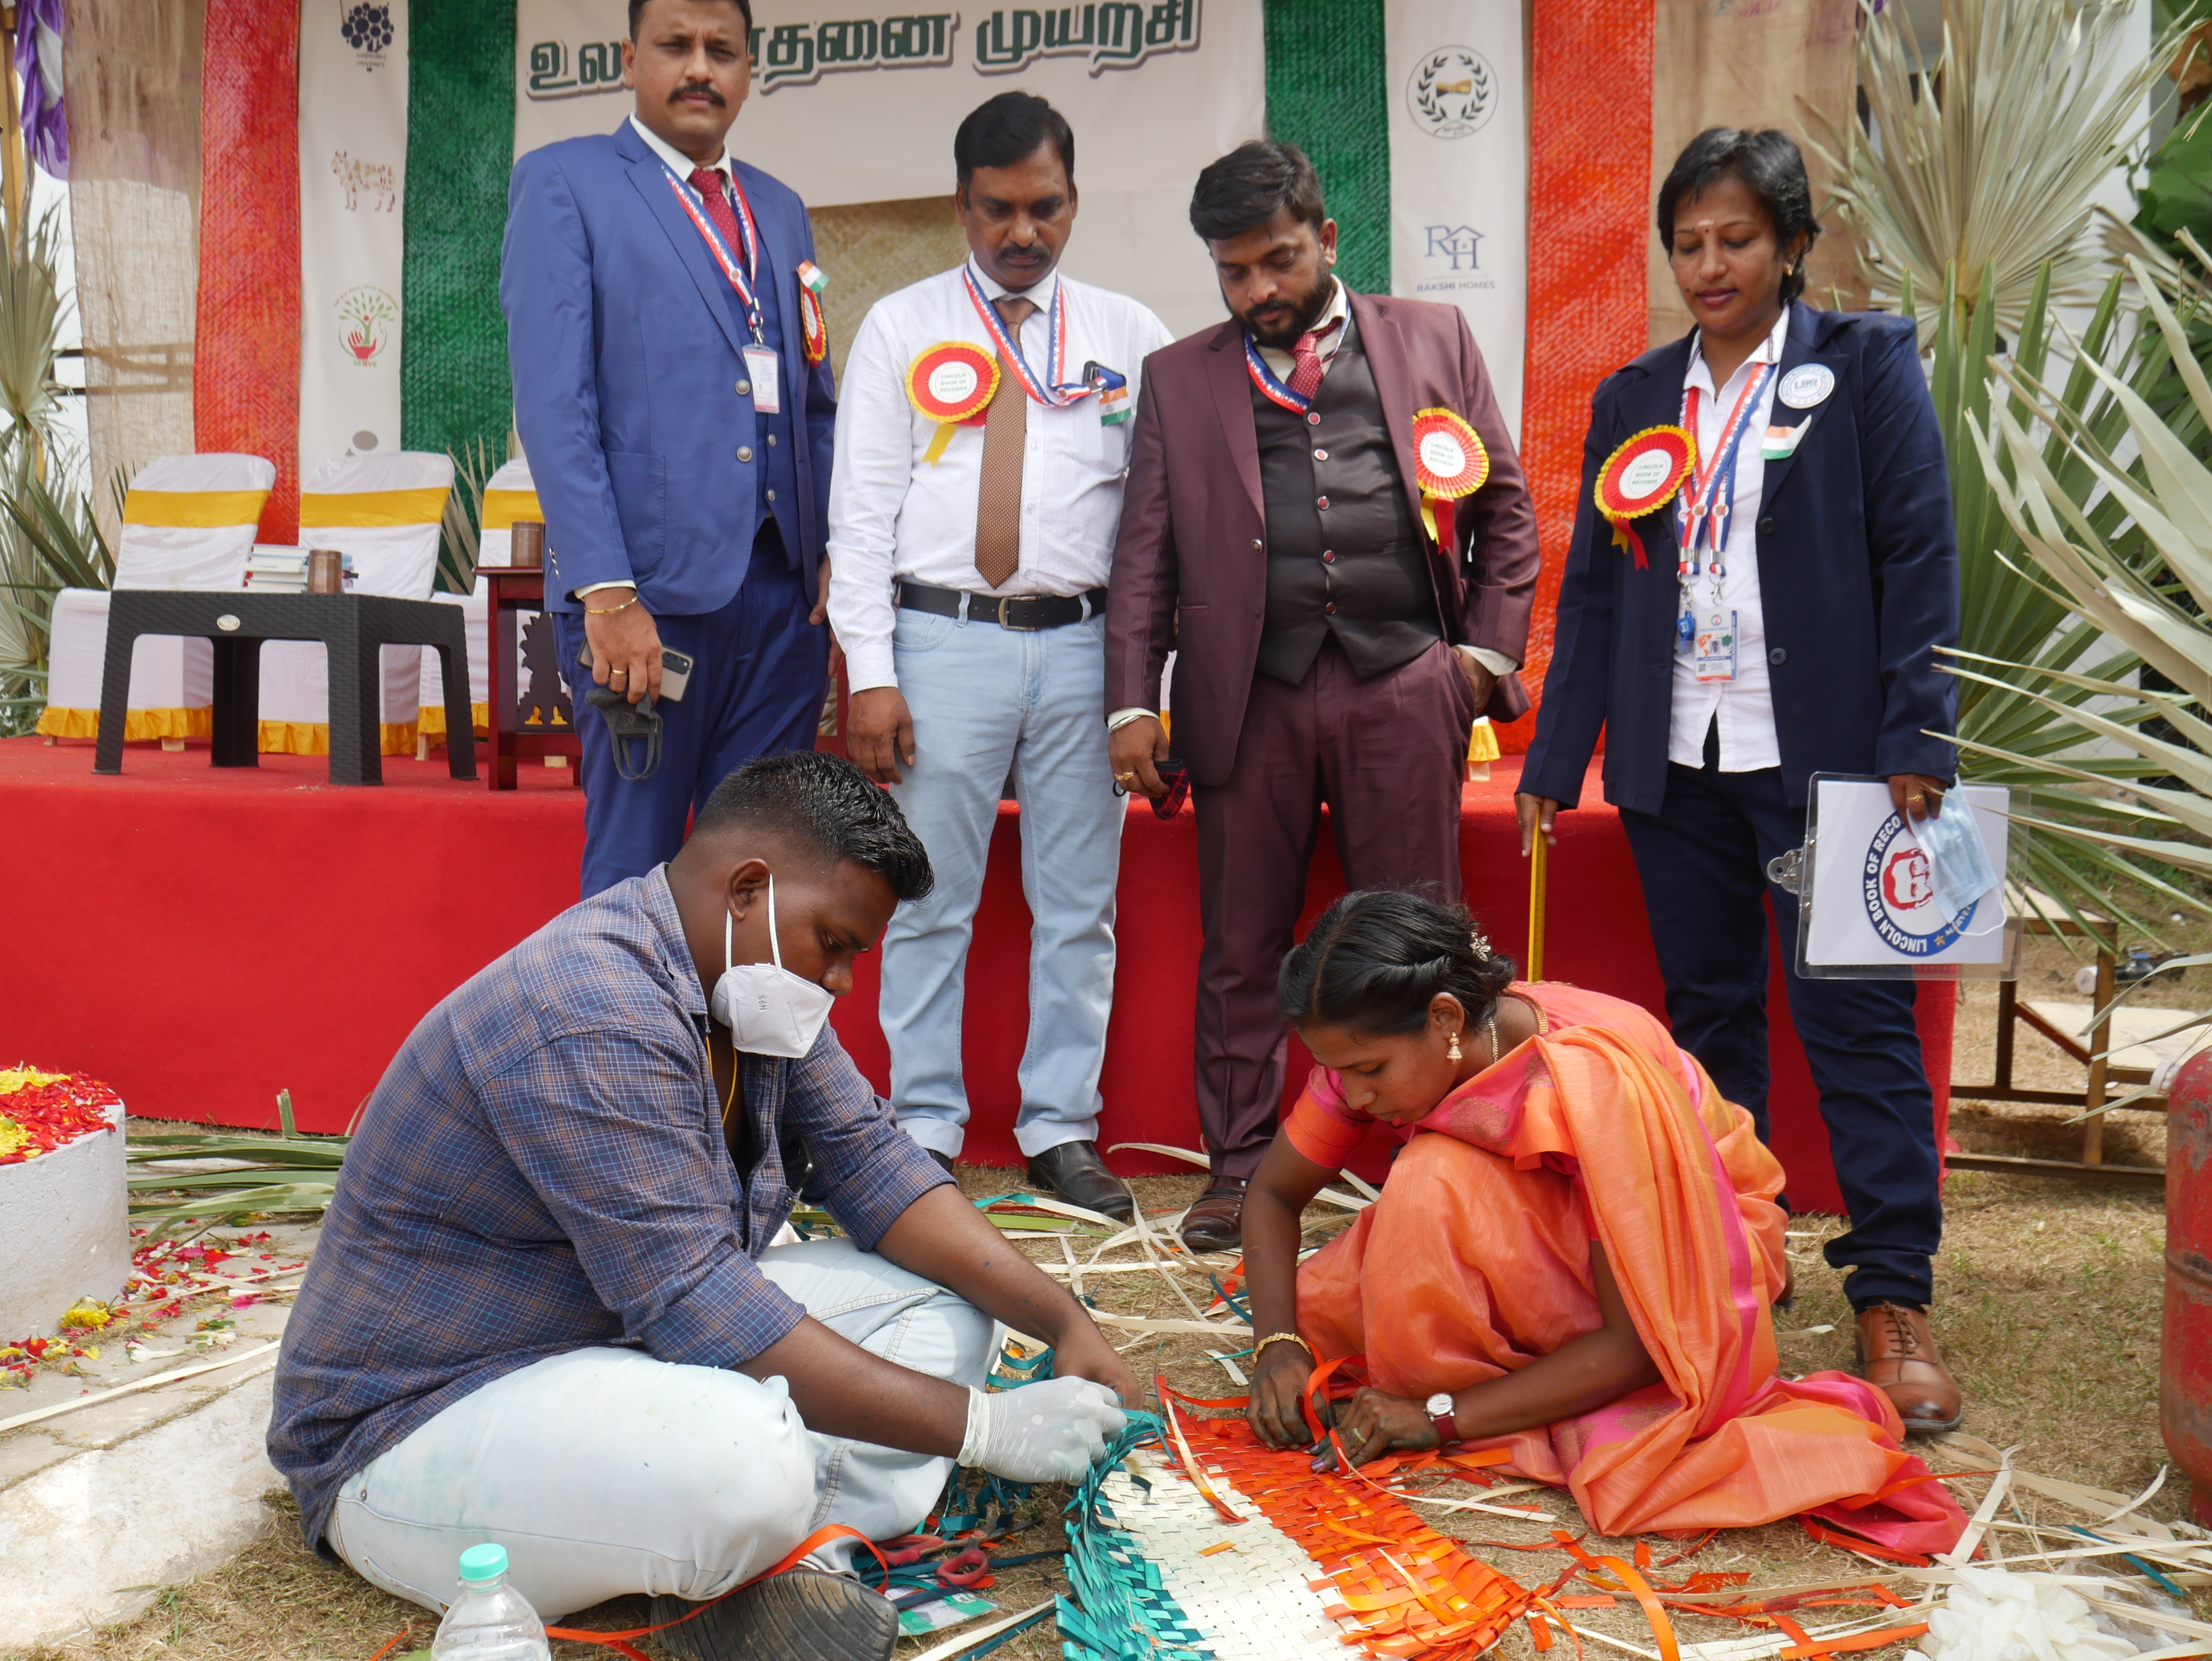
[7,738,1948,1213]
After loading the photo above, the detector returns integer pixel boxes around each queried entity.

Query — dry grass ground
[20,961,2201,1659]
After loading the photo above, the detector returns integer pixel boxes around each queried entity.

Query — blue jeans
[1618,762,1941,1309]
[880,608,1123,1159]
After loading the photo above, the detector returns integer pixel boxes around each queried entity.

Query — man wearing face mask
[269,751,1134,1661]
[1106,141,1541,1252]
[828,92,1171,1219]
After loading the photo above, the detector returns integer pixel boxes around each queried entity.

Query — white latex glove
[958,1376,1125,1482]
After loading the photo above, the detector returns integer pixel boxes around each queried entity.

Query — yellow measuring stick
[1526,830,1549,981]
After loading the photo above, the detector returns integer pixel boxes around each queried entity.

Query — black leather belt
[898,580,1107,631]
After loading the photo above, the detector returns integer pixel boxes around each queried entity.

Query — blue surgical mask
[1911,796,1998,920]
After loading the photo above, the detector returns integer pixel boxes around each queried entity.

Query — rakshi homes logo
[336,286,398,368]
[339,2,395,70]
[1407,45,1496,139]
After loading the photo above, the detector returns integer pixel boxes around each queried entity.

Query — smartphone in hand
[576,642,692,703]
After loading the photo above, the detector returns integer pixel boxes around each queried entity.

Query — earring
[1447,1030,1462,1062]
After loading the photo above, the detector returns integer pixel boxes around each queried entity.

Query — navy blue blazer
[1520,304,1958,816]
[500,121,837,617]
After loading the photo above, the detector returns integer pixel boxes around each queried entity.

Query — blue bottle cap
[457,1542,508,1583]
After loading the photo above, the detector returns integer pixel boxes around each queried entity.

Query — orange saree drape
[1290,985,1965,1553]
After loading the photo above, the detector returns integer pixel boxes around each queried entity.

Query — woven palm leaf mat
[1061,1408,1531,1661]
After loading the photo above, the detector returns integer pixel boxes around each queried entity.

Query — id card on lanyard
[1675,359,1773,682]
[743,346,781,415]
[659,159,780,414]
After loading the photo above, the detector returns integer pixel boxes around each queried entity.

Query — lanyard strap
[1676,360,1772,578]
[658,159,764,343]
[1244,334,1310,414]
[961,267,1092,408]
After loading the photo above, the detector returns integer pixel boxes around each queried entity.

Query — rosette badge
[1410,408,1489,548]
[1595,426,1696,568]
[908,342,1001,467]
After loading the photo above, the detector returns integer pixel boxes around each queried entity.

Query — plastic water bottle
[430,1543,550,1661]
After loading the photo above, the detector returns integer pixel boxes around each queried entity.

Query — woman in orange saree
[1240,890,1965,1554]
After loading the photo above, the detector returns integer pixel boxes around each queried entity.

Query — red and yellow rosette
[1594,425,1695,569]
[797,260,830,366]
[907,341,1000,467]
[1411,407,1489,550]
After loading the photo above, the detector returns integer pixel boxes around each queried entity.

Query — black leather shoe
[1026,1140,1134,1221]
[1181,1177,1248,1252]
[926,1149,957,1175]
[651,1569,897,1661]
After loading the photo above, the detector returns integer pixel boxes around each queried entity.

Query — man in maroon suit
[1106,141,1540,1251]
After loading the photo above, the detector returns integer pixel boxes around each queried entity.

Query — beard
[1237,272,1335,350]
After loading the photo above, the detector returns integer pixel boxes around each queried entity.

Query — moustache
[670,81,726,105]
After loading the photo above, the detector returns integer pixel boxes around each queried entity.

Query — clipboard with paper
[1774,774,2021,979]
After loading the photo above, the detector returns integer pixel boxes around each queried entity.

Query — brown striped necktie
[973,293,1037,591]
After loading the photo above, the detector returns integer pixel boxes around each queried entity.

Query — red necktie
[1287,316,1343,402]
[688,166,747,270]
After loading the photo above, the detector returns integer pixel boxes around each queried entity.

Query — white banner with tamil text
[1385,0,1527,439]
[512,1,1265,339]
[298,0,410,472]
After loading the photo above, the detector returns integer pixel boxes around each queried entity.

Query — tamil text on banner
[1385,0,1528,438]
[298,0,410,472]
[512,1,1265,338]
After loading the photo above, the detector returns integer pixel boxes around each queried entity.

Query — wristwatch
[1425,1391,1458,1447]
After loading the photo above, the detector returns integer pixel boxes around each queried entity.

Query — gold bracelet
[1254,1331,1312,1362]
[583,594,638,617]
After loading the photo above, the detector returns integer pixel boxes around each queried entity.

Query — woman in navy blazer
[1517,130,1964,1432]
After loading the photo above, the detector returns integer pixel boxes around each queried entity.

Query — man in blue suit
[502,0,835,897]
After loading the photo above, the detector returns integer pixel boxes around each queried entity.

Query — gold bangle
[1254,1331,1312,1362]
[583,594,638,617]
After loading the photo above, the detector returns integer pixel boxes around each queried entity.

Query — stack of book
[242,548,355,593]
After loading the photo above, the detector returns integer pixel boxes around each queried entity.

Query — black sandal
[650,1569,897,1661]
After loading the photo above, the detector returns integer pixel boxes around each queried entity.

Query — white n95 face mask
[710,875,835,1058]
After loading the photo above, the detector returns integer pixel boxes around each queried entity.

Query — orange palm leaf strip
[1593,1555,1682,1661]
[1779,1626,1928,1659]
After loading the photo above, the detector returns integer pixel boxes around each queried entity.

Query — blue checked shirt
[267,869,950,1552]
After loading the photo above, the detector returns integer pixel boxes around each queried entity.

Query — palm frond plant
[1946,253,2212,974]
[0,203,79,735]
[127,1090,348,1230]
[1922,255,2212,945]
[436,435,501,595]
[1807,0,2181,343]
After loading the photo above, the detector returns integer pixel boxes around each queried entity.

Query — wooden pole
[1526,833,1549,981]
[0,6,23,239]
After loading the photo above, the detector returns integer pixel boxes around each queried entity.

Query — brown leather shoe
[1180,1177,1248,1252]
[1854,1302,1964,1432]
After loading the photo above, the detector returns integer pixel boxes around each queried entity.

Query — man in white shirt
[828,92,1172,1220]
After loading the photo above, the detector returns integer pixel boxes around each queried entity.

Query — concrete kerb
[0,1354,285,1652]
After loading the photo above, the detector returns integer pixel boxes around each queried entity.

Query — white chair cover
[36,454,275,742]
[419,457,535,744]
[260,452,453,755]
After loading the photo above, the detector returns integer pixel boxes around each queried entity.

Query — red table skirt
[7,738,1946,1213]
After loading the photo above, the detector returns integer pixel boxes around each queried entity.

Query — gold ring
[1114,771,1137,785]
[610,669,628,679]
